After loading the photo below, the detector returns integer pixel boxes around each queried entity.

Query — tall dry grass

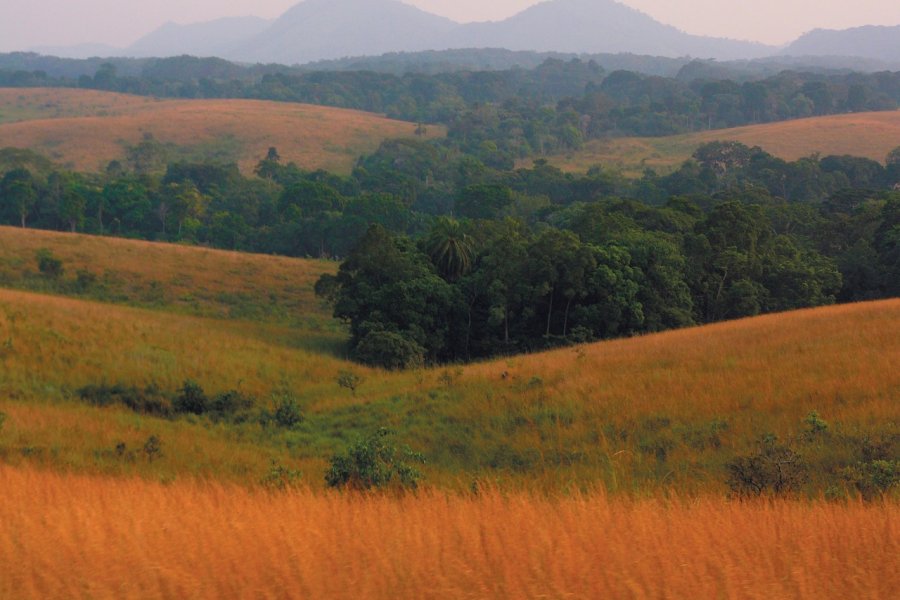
[0,465,896,599]
[0,225,337,321]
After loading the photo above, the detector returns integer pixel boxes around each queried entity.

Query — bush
[726,434,808,497]
[78,383,171,416]
[260,460,303,491]
[353,331,425,370]
[143,435,162,462]
[261,390,303,429]
[208,390,255,423]
[36,249,64,279]
[841,460,899,500]
[325,428,424,491]
[173,380,208,415]
[337,370,363,396]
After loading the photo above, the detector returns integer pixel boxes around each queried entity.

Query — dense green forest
[2,137,899,366]
[3,54,900,366]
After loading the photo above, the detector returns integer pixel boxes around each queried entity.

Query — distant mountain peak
[124,0,774,64]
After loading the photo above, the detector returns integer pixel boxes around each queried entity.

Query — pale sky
[2,0,900,52]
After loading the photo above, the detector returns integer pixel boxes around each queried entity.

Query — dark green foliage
[353,331,426,370]
[270,391,304,429]
[726,435,808,498]
[207,390,256,424]
[173,380,208,415]
[35,249,64,279]
[78,383,171,417]
[841,460,900,500]
[77,382,255,422]
[325,429,424,491]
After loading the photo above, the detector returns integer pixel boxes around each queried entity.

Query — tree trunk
[20,214,26,229]
[563,297,573,338]
[545,288,555,337]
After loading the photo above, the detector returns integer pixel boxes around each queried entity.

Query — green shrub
[74,269,98,292]
[726,434,808,497]
[78,383,171,416]
[260,390,303,429]
[353,331,425,370]
[36,249,64,279]
[325,428,424,491]
[841,460,900,500]
[173,380,208,415]
[208,390,255,423]
[260,460,303,491]
[337,370,363,396]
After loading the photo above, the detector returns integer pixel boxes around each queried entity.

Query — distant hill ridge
[783,25,900,63]
[123,0,773,64]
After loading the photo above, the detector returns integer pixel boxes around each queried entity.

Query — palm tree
[424,217,475,281]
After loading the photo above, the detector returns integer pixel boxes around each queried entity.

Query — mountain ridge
[127,0,775,65]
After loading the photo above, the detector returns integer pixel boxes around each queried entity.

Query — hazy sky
[2,0,900,52]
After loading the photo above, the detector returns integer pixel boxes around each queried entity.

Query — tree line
[4,56,900,161]
[4,137,898,367]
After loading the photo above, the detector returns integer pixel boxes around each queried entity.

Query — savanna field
[0,227,898,597]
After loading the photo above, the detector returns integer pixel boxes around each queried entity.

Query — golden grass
[0,225,337,320]
[0,88,444,174]
[1,273,897,490]
[0,464,896,599]
[539,110,900,175]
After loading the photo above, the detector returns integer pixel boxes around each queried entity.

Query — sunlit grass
[539,110,900,175]
[1,465,897,599]
[0,87,445,173]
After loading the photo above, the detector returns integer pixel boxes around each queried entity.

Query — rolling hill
[541,110,900,175]
[1,227,897,494]
[0,88,444,173]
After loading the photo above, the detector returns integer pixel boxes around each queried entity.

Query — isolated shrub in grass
[173,380,208,415]
[259,390,303,429]
[325,428,424,491]
[337,370,363,396]
[726,434,808,497]
[35,249,64,279]
[260,460,303,491]
[352,331,424,370]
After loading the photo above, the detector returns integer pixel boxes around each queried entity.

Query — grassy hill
[1,228,897,494]
[0,88,444,174]
[540,110,900,175]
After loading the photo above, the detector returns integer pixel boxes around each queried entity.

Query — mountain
[126,16,272,59]
[112,0,773,65]
[446,0,772,60]
[227,0,457,65]
[783,25,900,62]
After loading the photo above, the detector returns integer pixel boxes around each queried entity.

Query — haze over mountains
[30,0,900,66]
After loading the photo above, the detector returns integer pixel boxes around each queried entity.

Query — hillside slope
[542,110,900,174]
[0,88,443,173]
[1,224,897,492]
